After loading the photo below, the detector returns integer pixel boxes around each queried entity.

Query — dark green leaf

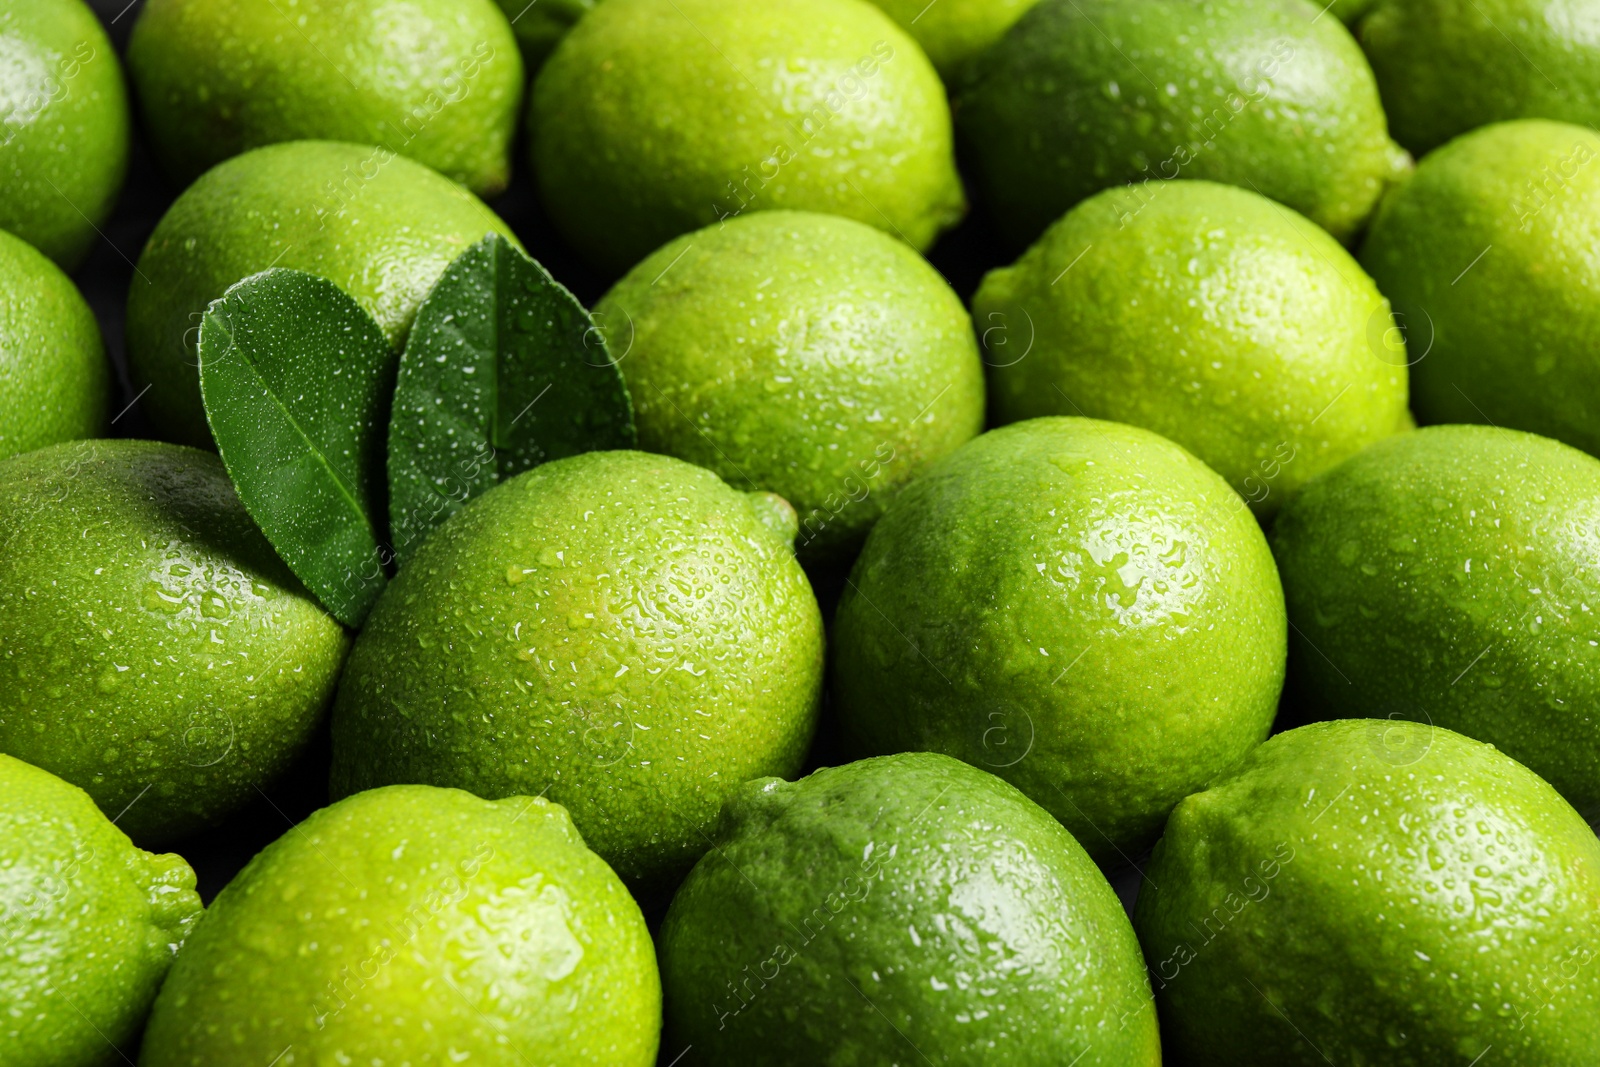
[387,233,636,564]
[199,268,395,627]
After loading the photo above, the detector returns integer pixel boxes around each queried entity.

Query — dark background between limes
[76,0,1147,917]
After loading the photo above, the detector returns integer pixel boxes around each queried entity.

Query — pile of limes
[4,0,1600,1064]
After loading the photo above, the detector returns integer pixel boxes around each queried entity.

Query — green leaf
[198,268,395,627]
[386,233,636,563]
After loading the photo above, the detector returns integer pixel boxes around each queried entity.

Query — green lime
[529,0,965,274]
[1135,719,1600,1064]
[0,440,350,845]
[864,0,1041,82]
[660,751,1160,1064]
[126,140,517,448]
[1271,423,1600,821]
[128,0,523,195]
[0,0,130,270]
[0,227,107,462]
[593,211,984,566]
[330,450,824,896]
[1359,0,1600,155]
[833,417,1286,863]
[1,754,202,1067]
[489,0,593,66]
[957,0,1409,248]
[1361,120,1600,454]
[975,180,1409,516]
[139,785,660,1066]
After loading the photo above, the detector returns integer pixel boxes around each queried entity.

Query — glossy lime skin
[128,0,523,195]
[865,0,1040,82]
[833,418,1286,863]
[530,0,966,275]
[661,752,1161,1065]
[1272,424,1600,821]
[976,181,1408,517]
[1361,121,1600,455]
[489,0,593,66]
[126,140,517,448]
[0,440,350,846]
[957,0,1409,249]
[1359,0,1600,155]
[1,754,201,1067]
[139,786,661,1067]
[0,0,129,270]
[1135,719,1600,1065]
[329,450,825,896]
[0,228,107,462]
[594,211,984,566]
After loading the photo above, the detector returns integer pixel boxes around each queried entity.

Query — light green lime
[530,0,965,274]
[0,227,107,461]
[0,440,350,845]
[1361,120,1600,454]
[833,418,1286,863]
[1136,719,1600,1065]
[139,785,660,1066]
[975,180,1408,516]
[1272,424,1600,821]
[1359,0,1600,155]
[865,0,1040,82]
[661,752,1160,1064]
[957,0,1409,248]
[0,0,130,270]
[1,754,201,1067]
[128,0,523,194]
[330,450,824,896]
[126,140,517,448]
[594,211,984,565]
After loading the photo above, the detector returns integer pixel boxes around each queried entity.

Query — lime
[593,211,984,566]
[0,227,107,462]
[529,0,965,274]
[957,0,1409,248]
[1135,719,1600,1064]
[0,440,350,845]
[139,785,660,1066]
[126,140,517,448]
[833,417,1286,863]
[128,0,523,195]
[660,752,1160,1064]
[330,450,824,896]
[1271,423,1600,821]
[1361,120,1600,455]
[865,0,1041,82]
[975,180,1408,516]
[1359,0,1600,155]
[0,0,130,270]
[1,753,202,1067]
